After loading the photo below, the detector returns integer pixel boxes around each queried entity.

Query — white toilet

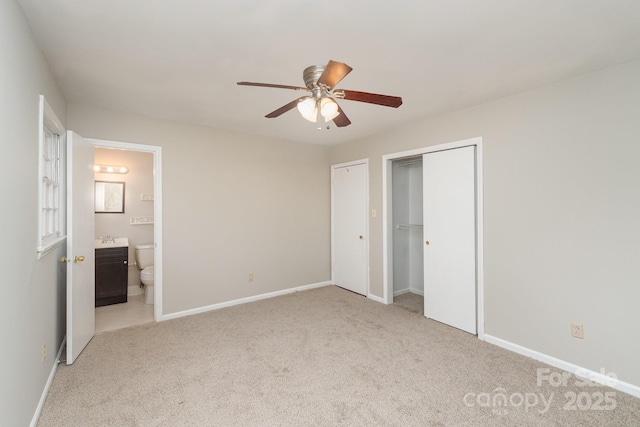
[134,244,155,304]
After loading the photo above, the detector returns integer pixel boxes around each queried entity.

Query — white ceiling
[18,0,640,145]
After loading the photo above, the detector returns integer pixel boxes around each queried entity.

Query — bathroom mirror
[95,181,125,213]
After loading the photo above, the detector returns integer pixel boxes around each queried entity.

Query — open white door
[423,146,476,334]
[332,161,368,295]
[66,131,95,364]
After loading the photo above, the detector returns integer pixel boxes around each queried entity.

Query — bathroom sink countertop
[95,237,129,249]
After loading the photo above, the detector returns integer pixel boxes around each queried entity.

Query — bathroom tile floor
[95,294,154,334]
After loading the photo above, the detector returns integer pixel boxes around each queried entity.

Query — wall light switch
[372,209,377,218]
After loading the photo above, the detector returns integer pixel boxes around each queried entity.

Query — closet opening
[391,156,424,314]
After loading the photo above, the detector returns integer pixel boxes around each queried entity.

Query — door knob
[359,235,364,240]
[74,255,85,263]
[59,257,70,263]
[425,241,430,245]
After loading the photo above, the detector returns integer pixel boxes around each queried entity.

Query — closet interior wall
[392,157,424,297]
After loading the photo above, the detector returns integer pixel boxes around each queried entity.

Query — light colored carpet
[38,286,640,426]
[393,292,424,315]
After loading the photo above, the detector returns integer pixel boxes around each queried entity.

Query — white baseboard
[367,293,385,304]
[30,336,66,427]
[163,281,333,321]
[393,288,424,297]
[393,288,410,297]
[484,334,640,399]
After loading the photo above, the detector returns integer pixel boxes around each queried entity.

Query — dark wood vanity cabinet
[95,247,128,307]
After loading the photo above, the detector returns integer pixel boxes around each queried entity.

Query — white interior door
[66,131,95,364]
[423,146,476,334]
[332,162,368,295]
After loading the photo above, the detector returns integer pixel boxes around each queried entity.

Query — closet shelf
[396,224,423,230]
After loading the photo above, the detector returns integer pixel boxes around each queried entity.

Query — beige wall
[68,105,332,315]
[1,1,68,425]
[330,59,640,387]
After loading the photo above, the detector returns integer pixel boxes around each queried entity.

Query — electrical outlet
[571,323,584,339]
[248,273,254,282]
[41,344,46,363]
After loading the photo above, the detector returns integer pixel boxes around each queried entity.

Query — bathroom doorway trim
[89,138,164,321]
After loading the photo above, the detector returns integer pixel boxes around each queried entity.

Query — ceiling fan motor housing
[303,65,325,91]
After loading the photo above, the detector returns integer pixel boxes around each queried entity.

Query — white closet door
[423,147,476,334]
[332,162,368,295]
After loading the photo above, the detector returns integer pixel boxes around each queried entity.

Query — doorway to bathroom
[90,138,163,333]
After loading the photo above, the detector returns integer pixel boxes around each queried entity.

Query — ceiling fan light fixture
[320,97,340,122]
[238,59,402,128]
[297,97,318,122]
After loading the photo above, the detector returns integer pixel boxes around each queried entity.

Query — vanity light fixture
[94,165,129,174]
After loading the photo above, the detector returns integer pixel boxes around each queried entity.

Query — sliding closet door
[423,146,476,334]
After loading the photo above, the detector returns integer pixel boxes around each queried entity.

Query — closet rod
[396,224,423,230]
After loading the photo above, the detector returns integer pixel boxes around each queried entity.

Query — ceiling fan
[237,60,402,128]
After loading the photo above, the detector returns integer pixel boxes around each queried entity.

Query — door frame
[331,158,370,297]
[382,137,484,339]
[89,138,164,322]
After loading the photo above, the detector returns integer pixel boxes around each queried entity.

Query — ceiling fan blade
[237,82,307,91]
[332,104,351,127]
[265,97,307,118]
[338,89,402,108]
[317,60,353,90]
